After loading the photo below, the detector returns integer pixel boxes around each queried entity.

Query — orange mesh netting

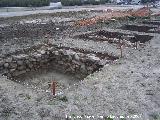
[74,7,152,27]
[74,11,131,26]
[131,7,151,17]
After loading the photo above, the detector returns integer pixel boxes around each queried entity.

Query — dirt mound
[74,11,131,26]
[131,7,151,17]
[74,7,154,27]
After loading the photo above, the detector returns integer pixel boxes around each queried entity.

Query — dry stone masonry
[75,30,153,45]
[0,44,117,79]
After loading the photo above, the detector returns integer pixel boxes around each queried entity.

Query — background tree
[61,0,109,6]
[0,0,50,7]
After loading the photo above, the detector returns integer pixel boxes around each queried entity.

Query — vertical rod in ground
[135,41,138,49]
[119,37,123,58]
[6,5,9,12]
[120,45,123,58]
[51,81,56,96]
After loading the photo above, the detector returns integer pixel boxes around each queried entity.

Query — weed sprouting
[58,96,68,102]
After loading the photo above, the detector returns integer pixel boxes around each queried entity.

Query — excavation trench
[120,24,159,33]
[0,21,153,94]
[142,20,160,26]
[74,30,153,46]
[0,44,117,93]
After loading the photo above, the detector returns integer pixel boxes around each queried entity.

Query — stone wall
[0,44,111,79]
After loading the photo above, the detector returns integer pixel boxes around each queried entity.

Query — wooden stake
[120,44,123,58]
[119,37,123,58]
[135,41,138,49]
[51,81,56,96]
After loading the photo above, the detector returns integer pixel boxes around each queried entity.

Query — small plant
[25,94,31,100]
[71,114,76,117]
[58,96,68,102]
[149,113,160,120]
[127,16,137,21]
[104,116,114,120]
[48,100,56,105]
[44,33,52,46]
[120,116,126,120]
[1,108,12,119]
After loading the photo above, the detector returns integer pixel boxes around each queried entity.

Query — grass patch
[58,96,68,102]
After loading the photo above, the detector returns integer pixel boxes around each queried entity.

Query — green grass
[104,117,113,120]
[25,94,31,100]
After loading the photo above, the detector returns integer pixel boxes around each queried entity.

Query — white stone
[39,50,46,55]
[88,55,100,62]
[13,54,28,60]
[56,28,60,30]
[98,59,108,66]
[66,50,76,56]
[54,51,59,55]
[74,54,80,61]
[17,60,23,65]
[12,70,26,76]
[4,63,9,68]
[5,58,12,63]
[10,69,16,72]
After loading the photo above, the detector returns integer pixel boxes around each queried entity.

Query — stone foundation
[120,24,158,33]
[0,44,117,79]
[75,30,153,44]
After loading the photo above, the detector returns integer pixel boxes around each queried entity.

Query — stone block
[13,54,29,60]
[74,54,80,61]
[17,60,24,65]
[12,70,27,77]
[5,57,12,63]
[9,62,17,68]
[4,63,9,68]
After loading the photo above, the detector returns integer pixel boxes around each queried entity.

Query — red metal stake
[120,45,123,58]
[51,81,56,96]
[119,38,123,58]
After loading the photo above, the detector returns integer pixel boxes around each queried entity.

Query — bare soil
[0,7,160,120]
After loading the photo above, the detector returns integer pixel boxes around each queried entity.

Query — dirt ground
[0,6,160,120]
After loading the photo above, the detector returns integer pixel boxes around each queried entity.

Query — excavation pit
[120,24,159,33]
[142,20,160,26]
[0,44,117,93]
[14,68,80,93]
[74,30,153,46]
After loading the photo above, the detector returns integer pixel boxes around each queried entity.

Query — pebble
[4,63,9,68]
